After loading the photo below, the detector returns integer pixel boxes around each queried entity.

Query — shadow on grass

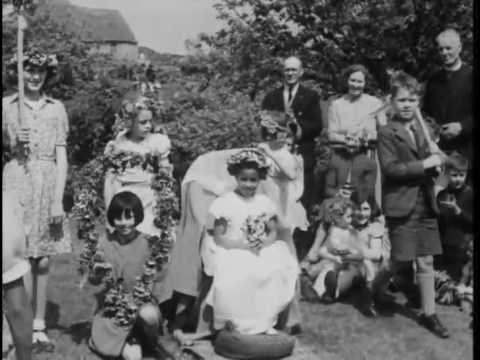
[299,280,420,323]
[45,300,93,345]
[337,288,419,322]
[65,321,92,345]
[45,301,61,329]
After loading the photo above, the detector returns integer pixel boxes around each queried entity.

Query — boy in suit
[436,151,472,282]
[377,72,449,338]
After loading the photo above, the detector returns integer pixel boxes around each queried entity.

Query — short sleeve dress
[103,130,173,303]
[2,93,71,258]
[103,130,171,236]
[203,192,298,334]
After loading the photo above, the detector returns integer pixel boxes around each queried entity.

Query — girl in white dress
[204,149,298,335]
[170,111,306,343]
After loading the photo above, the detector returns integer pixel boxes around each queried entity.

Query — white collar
[284,82,299,94]
[444,59,462,72]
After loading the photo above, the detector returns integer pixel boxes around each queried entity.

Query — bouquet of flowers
[241,213,270,253]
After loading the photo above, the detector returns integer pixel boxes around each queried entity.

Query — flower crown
[112,94,165,134]
[325,198,352,223]
[257,110,289,136]
[7,48,58,69]
[227,149,270,172]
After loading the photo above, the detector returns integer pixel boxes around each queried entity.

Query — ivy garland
[73,150,178,328]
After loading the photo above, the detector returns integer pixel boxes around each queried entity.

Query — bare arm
[361,236,383,261]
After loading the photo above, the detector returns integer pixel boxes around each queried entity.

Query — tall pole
[16,6,29,165]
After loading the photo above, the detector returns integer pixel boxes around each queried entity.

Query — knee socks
[416,257,435,316]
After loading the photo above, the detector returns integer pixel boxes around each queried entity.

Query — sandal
[32,320,55,353]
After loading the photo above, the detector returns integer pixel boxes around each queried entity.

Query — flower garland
[73,150,178,328]
[241,213,270,251]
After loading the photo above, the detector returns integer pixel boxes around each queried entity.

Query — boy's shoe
[418,314,450,338]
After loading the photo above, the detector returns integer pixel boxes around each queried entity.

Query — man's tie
[407,123,419,150]
[288,86,293,103]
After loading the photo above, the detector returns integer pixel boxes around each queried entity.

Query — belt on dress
[29,154,55,161]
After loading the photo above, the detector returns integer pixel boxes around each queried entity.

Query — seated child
[87,191,173,360]
[436,151,473,283]
[302,198,364,303]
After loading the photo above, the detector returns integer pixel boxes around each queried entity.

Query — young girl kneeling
[88,191,173,360]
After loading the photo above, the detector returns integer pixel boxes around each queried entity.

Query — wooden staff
[414,108,446,174]
[414,108,445,156]
[16,4,30,165]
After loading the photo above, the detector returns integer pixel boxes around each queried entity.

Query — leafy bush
[200,0,473,98]
[2,0,133,165]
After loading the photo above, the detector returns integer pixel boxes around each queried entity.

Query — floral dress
[203,192,298,334]
[2,93,71,258]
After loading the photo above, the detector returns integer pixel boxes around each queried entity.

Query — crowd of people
[2,27,473,360]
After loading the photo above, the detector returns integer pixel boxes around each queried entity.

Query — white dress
[103,130,171,236]
[171,144,307,298]
[203,192,298,334]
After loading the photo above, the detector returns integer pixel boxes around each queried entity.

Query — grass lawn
[20,225,471,360]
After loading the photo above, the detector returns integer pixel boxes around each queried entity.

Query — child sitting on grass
[87,191,173,360]
[302,198,363,303]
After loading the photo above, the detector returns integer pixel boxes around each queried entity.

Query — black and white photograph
[1,0,474,359]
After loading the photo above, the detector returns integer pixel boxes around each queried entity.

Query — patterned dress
[2,93,71,258]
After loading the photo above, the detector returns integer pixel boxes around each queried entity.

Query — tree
[201,0,473,98]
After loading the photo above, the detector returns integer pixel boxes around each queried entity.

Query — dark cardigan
[423,64,473,157]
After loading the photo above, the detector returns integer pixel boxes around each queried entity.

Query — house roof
[71,6,137,44]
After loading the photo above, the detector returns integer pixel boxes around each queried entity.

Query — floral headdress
[7,48,58,70]
[226,149,270,177]
[324,197,353,225]
[112,93,165,135]
[257,110,290,137]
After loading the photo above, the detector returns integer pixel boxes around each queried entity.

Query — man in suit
[377,72,449,338]
[262,56,323,213]
[423,29,472,161]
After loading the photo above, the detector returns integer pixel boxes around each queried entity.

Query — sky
[70,0,222,54]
